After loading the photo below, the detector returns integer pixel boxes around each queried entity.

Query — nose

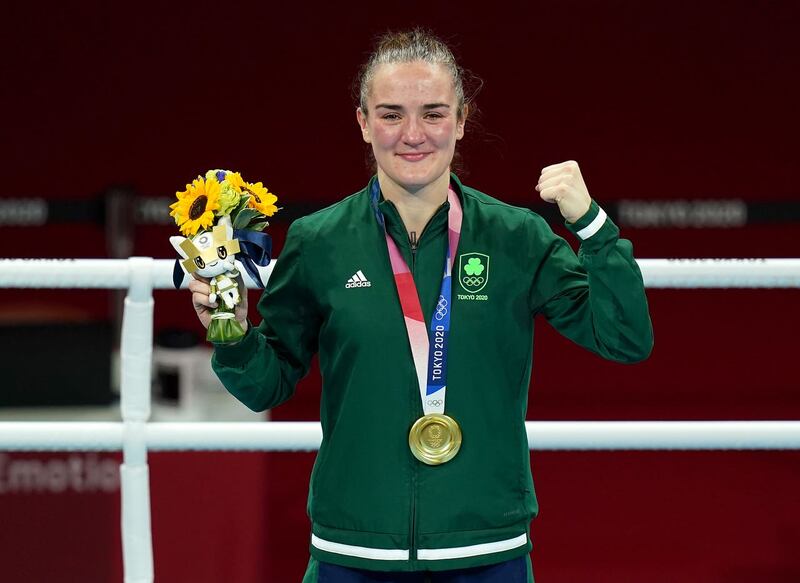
[402,117,425,147]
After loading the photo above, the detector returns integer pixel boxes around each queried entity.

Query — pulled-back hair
[357,28,475,120]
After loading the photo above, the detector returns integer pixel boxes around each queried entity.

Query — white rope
[1,258,799,289]
[0,258,273,289]
[639,258,800,288]
[1,421,799,451]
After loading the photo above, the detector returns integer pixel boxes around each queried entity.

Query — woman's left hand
[535,160,593,224]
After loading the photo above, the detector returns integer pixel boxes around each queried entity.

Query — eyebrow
[374,103,451,111]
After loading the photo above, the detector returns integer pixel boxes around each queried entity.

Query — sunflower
[224,171,246,192]
[243,181,278,217]
[169,176,221,236]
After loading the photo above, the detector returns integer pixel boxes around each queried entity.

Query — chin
[389,165,449,191]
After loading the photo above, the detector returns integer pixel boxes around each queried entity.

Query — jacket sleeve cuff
[212,321,259,368]
[565,200,607,240]
[564,200,620,256]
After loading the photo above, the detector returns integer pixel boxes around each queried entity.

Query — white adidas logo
[345,270,372,289]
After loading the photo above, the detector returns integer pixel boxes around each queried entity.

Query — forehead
[368,61,455,105]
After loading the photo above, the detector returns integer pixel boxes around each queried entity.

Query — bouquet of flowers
[169,169,278,343]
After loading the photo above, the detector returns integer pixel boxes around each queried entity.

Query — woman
[189,29,653,583]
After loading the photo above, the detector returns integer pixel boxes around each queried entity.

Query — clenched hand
[535,160,593,224]
[188,275,249,333]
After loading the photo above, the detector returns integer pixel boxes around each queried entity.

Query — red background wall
[2,1,799,582]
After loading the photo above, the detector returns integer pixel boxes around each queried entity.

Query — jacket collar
[370,173,464,240]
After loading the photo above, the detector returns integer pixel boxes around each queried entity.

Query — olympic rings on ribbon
[435,297,448,320]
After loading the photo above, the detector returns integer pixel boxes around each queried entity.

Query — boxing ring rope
[2,257,799,289]
[2,421,800,452]
[1,256,800,583]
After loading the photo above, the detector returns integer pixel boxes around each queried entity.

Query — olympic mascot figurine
[170,216,244,342]
[169,169,278,344]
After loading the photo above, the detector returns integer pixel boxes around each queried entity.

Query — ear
[170,235,189,259]
[456,104,468,141]
[356,107,371,144]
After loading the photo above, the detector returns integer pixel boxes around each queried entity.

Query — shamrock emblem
[463,257,485,276]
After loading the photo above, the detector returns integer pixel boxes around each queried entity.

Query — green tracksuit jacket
[212,173,653,573]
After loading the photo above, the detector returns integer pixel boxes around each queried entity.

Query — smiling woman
[355,31,470,236]
[356,60,464,226]
[188,27,654,583]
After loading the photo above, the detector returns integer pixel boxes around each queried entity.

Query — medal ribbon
[370,180,462,416]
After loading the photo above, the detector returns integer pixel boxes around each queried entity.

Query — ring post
[120,257,155,583]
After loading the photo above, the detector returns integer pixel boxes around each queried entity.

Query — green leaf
[230,194,251,220]
[248,220,270,232]
[233,208,260,229]
[237,194,251,212]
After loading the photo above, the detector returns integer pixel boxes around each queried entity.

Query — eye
[217,246,227,259]
[194,257,205,269]
[425,112,444,120]
[382,113,401,121]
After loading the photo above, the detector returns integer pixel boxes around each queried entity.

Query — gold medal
[408,414,462,465]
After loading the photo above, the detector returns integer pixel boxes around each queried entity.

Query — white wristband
[576,207,607,240]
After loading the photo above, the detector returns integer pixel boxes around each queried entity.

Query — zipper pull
[409,231,418,253]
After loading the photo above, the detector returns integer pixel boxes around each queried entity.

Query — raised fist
[535,160,592,224]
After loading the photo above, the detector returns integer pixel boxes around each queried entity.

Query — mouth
[397,152,432,162]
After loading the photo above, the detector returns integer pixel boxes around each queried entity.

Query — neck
[378,169,450,236]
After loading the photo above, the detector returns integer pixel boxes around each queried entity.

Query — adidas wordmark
[345,270,372,289]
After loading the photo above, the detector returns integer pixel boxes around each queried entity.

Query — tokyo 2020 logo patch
[458,253,490,293]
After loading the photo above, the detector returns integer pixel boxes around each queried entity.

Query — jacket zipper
[409,463,417,563]
[408,229,419,563]
[382,201,446,563]
[409,231,418,271]
[405,208,443,563]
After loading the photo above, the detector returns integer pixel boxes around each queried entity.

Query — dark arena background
[2,1,799,582]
